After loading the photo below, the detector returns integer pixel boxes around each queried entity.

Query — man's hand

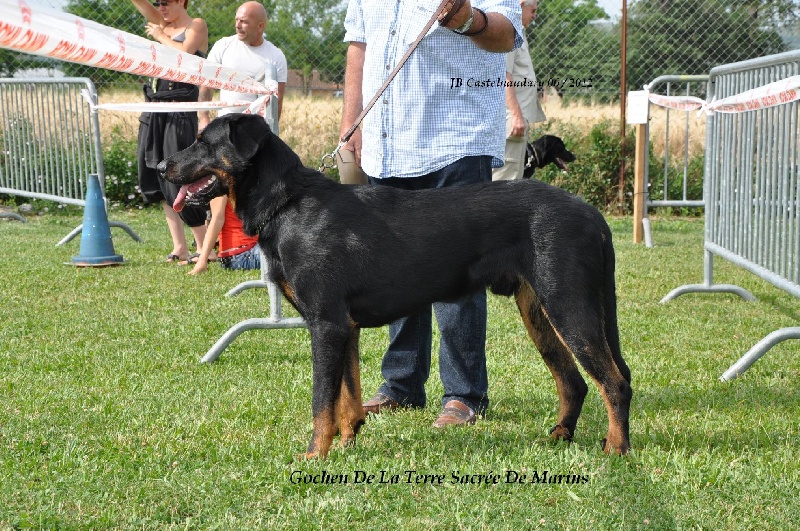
[343,128,363,167]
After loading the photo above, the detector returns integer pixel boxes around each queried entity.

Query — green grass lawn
[1,207,799,529]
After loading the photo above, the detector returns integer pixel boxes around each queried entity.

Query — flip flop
[164,254,185,263]
[187,254,219,265]
[179,252,202,266]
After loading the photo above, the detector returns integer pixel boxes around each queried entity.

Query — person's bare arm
[198,85,214,131]
[188,195,226,275]
[339,42,366,165]
[129,0,163,25]
[505,72,526,137]
[277,82,285,120]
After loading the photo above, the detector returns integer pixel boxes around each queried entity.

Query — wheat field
[95,89,707,165]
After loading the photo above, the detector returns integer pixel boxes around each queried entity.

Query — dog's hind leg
[337,326,365,448]
[536,292,632,455]
[515,281,588,444]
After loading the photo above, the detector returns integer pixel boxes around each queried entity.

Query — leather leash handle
[338,0,461,146]
[439,0,466,27]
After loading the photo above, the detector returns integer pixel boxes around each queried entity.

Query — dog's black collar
[251,201,284,235]
[526,143,540,169]
[253,219,269,235]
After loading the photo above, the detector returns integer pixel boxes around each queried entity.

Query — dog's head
[158,113,271,212]
[523,135,576,178]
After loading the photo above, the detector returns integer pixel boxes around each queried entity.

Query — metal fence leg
[202,249,307,363]
[642,217,653,248]
[109,221,143,242]
[660,283,757,303]
[56,221,142,246]
[0,212,26,222]
[661,250,757,302]
[226,248,270,297]
[200,316,307,364]
[720,327,800,381]
[57,224,84,246]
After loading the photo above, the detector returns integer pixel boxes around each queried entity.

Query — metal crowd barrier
[640,75,709,247]
[0,77,139,242]
[661,51,800,380]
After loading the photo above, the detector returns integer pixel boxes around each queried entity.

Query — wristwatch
[452,8,475,34]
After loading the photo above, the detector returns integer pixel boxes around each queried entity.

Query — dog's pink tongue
[173,185,189,212]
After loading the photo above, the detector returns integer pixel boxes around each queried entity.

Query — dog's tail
[603,231,630,383]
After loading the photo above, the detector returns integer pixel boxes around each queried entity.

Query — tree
[529,0,788,103]
[528,0,617,102]
[0,50,60,78]
[626,0,785,95]
[62,0,146,88]
[265,0,347,91]
[736,0,800,27]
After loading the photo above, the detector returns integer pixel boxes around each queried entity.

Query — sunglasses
[152,1,175,6]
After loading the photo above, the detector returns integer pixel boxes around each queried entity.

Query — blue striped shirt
[344,0,523,179]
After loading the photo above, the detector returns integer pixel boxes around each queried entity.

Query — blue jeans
[368,156,492,413]
[221,245,261,270]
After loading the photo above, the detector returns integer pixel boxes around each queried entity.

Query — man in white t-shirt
[199,1,287,130]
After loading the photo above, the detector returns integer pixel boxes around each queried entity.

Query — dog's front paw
[338,434,357,448]
[549,424,573,441]
[601,437,630,455]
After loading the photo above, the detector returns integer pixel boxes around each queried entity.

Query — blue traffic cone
[71,174,124,267]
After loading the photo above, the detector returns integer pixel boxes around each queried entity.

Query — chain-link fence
[2,0,798,100]
[530,0,799,102]
[3,0,799,211]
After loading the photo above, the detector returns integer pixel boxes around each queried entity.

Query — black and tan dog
[523,135,576,179]
[159,113,631,459]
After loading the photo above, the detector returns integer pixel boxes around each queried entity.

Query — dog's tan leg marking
[515,281,587,443]
[301,410,337,460]
[591,369,631,455]
[300,322,365,459]
[278,279,300,308]
[337,326,365,448]
[517,280,631,455]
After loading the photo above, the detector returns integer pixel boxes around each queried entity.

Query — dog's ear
[228,115,270,161]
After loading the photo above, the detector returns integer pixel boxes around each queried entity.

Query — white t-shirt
[207,35,288,114]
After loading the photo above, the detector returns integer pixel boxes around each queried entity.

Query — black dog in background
[523,135,576,179]
[158,114,631,459]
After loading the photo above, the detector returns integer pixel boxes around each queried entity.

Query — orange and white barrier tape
[79,92,270,115]
[645,75,800,115]
[0,0,276,112]
[85,100,251,113]
[706,75,800,113]
[646,94,705,112]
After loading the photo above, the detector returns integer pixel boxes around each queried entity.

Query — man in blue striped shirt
[341,0,523,428]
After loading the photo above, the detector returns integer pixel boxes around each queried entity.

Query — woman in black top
[130,0,216,263]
